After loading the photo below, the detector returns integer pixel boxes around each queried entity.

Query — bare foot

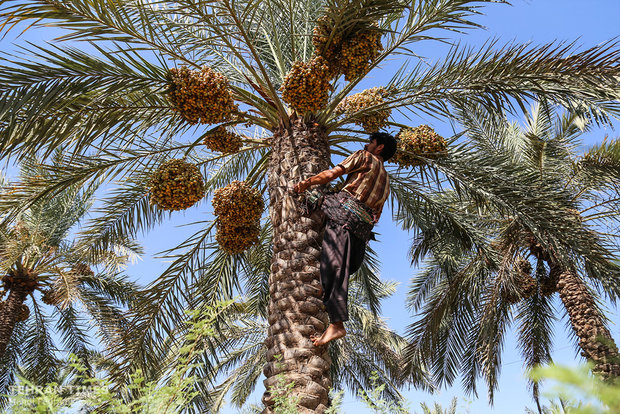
[311,323,346,346]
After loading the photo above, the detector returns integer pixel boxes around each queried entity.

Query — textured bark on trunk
[262,117,332,413]
[0,287,29,358]
[557,270,620,379]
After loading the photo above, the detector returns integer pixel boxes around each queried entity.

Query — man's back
[338,149,390,220]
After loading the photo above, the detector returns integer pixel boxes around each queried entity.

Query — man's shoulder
[338,150,366,168]
[369,152,386,169]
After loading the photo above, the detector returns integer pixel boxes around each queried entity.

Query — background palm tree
[0,0,619,412]
[1,351,119,413]
[0,158,140,408]
[402,102,620,406]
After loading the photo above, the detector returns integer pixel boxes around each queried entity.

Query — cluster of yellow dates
[312,15,383,81]
[280,56,332,114]
[335,87,390,133]
[166,66,238,125]
[203,126,243,154]
[393,125,448,167]
[212,181,264,254]
[149,159,205,211]
[281,10,383,114]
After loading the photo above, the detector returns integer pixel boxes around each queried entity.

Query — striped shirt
[338,150,390,220]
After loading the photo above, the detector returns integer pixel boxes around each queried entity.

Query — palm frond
[53,305,93,370]
[239,224,272,319]
[0,43,174,160]
[350,243,386,317]
[386,40,620,123]
[474,290,511,402]
[404,253,489,391]
[78,288,134,353]
[20,300,59,386]
[515,292,555,403]
[19,154,99,246]
[578,137,620,189]
[206,321,268,410]
[334,281,433,397]
[79,269,140,307]
[0,322,25,410]
[0,0,196,63]
[109,221,218,381]
[76,174,165,262]
[434,144,613,273]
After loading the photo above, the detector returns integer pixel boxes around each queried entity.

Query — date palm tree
[190,234,430,412]
[1,1,620,412]
[0,158,140,408]
[402,102,620,405]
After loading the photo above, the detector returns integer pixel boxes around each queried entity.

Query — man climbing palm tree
[294,132,397,346]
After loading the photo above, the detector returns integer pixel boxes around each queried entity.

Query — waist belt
[341,196,375,225]
[321,191,375,241]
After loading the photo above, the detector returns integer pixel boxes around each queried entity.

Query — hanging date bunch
[340,27,383,81]
[166,66,238,125]
[280,56,332,114]
[335,87,390,132]
[16,303,30,322]
[503,257,537,305]
[393,125,448,167]
[536,258,559,297]
[540,270,559,297]
[212,181,264,254]
[41,289,61,306]
[203,126,243,154]
[1,268,38,294]
[215,222,261,255]
[213,180,264,224]
[149,159,205,211]
[312,13,383,81]
[312,15,342,75]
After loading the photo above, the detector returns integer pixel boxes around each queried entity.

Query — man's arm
[293,165,346,193]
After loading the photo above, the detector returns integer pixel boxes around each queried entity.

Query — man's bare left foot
[311,322,346,346]
[310,333,323,344]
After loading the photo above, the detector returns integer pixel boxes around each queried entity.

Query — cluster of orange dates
[336,87,390,133]
[149,159,205,211]
[212,181,264,254]
[393,125,448,167]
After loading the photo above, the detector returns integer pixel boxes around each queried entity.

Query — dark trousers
[319,221,367,323]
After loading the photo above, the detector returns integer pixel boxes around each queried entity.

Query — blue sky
[1,1,620,413]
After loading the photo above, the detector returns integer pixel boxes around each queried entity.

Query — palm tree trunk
[557,270,620,379]
[0,286,29,358]
[262,116,332,413]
